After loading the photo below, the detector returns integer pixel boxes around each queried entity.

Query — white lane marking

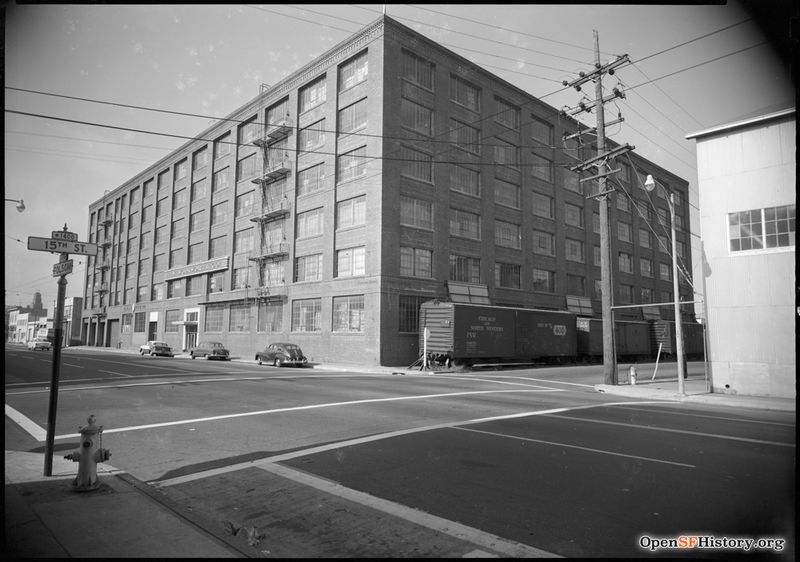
[426,373,596,389]
[259,462,556,558]
[453,426,695,468]
[4,373,264,394]
[153,401,673,487]
[614,405,797,427]
[5,404,47,441]
[63,363,84,368]
[98,369,134,378]
[421,375,559,390]
[55,389,565,440]
[545,413,796,448]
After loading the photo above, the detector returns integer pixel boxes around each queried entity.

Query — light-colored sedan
[139,341,174,357]
[27,337,52,351]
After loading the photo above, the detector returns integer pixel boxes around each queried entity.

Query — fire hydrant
[629,364,638,385]
[63,415,111,492]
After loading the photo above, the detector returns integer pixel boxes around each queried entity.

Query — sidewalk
[4,451,247,558]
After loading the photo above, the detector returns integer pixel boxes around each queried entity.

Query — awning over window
[566,295,593,316]
[446,281,490,305]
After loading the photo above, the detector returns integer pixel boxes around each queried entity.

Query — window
[297,163,326,196]
[267,98,290,131]
[338,98,367,136]
[493,138,519,167]
[234,229,254,254]
[189,210,206,234]
[299,76,327,113]
[450,119,480,154]
[192,147,209,171]
[400,247,432,278]
[401,49,434,90]
[237,153,258,182]
[399,295,425,332]
[158,170,170,191]
[495,98,520,129]
[154,253,167,272]
[531,153,553,182]
[213,167,231,193]
[333,295,364,332]
[209,271,225,292]
[129,210,139,229]
[122,313,132,333]
[337,146,367,182]
[186,275,203,297]
[175,159,188,181]
[533,230,554,256]
[165,309,180,332]
[531,117,553,145]
[187,242,204,264]
[170,247,184,268]
[639,228,651,248]
[566,238,585,263]
[618,252,633,273]
[130,187,141,206]
[336,246,366,277]
[167,278,183,298]
[618,221,632,243]
[660,263,671,281]
[134,311,146,332]
[400,196,433,230]
[729,204,795,252]
[151,283,164,301]
[532,268,555,293]
[142,205,153,224]
[450,75,480,112]
[235,191,254,218]
[616,194,630,212]
[205,305,224,332]
[258,301,283,332]
[211,202,228,226]
[450,209,481,240]
[565,203,584,228]
[593,212,601,234]
[640,258,653,278]
[172,217,186,238]
[451,165,480,197]
[142,181,153,199]
[566,274,585,296]
[137,286,148,303]
[532,192,554,219]
[594,245,601,267]
[238,117,259,145]
[339,51,368,91]
[495,262,521,289]
[138,257,151,276]
[449,254,481,284]
[401,98,433,136]
[336,196,366,230]
[399,146,432,182]
[299,119,326,152]
[292,298,322,332]
[641,287,653,304]
[495,220,521,249]
[261,260,285,287]
[210,235,227,258]
[229,303,250,332]
[214,132,232,159]
[619,284,634,305]
[296,207,324,238]
[192,178,208,203]
[173,188,188,211]
[232,267,250,290]
[295,254,323,282]
[564,169,581,193]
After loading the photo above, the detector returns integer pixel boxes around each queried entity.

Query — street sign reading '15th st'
[28,236,98,256]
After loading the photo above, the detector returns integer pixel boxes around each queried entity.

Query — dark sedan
[255,343,307,367]
[189,341,231,360]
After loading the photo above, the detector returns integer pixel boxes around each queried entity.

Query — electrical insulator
[608,68,615,76]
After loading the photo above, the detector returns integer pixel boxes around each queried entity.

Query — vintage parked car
[190,341,231,360]
[139,341,174,357]
[27,337,52,351]
[255,342,307,367]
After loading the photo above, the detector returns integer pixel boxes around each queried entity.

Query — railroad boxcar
[576,318,652,361]
[418,301,577,364]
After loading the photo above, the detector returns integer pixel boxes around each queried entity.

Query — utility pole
[562,31,631,385]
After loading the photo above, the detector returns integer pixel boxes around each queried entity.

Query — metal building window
[451,165,480,197]
[729,204,796,252]
[449,254,481,284]
[292,298,322,332]
[336,246,366,278]
[336,196,366,230]
[495,262,521,289]
[297,163,326,196]
[449,119,480,155]
[338,98,368,137]
[532,268,555,293]
[229,303,250,332]
[165,309,180,332]
[299,76,327,113]
[339,51,368,91]
[495,220,521,249]
[295,254,323,282]
[532,192,554,219]
[258,301,283,332]
[332,295,364,332]
[450,209,481,240]
[400,247,432,278]
[204,305,224,332]
[398,295,424,333]
[401,49,434,90]
[399,145,433,183]
[450,75,480,112]
[337,146,367,183]
[299,119,326,152]
[400,196,433,230]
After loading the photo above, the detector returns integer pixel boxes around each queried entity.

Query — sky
[3,2,795,316]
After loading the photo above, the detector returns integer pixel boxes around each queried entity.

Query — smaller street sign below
[53,259,74,277]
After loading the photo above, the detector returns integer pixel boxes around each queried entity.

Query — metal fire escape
[249,83,293,301]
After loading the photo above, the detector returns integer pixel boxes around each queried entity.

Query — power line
[636,18,753,64]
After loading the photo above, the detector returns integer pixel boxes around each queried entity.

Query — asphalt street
[5,345,795,557]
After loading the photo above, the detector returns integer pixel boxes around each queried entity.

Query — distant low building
[686,108,795,398]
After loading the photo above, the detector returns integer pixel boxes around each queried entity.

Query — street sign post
[27,224,89,476]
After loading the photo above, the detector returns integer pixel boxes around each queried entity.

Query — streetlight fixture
[643,174,686,395]
[5,198,26,212]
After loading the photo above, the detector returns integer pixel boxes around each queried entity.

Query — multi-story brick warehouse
[81,15,693,366]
